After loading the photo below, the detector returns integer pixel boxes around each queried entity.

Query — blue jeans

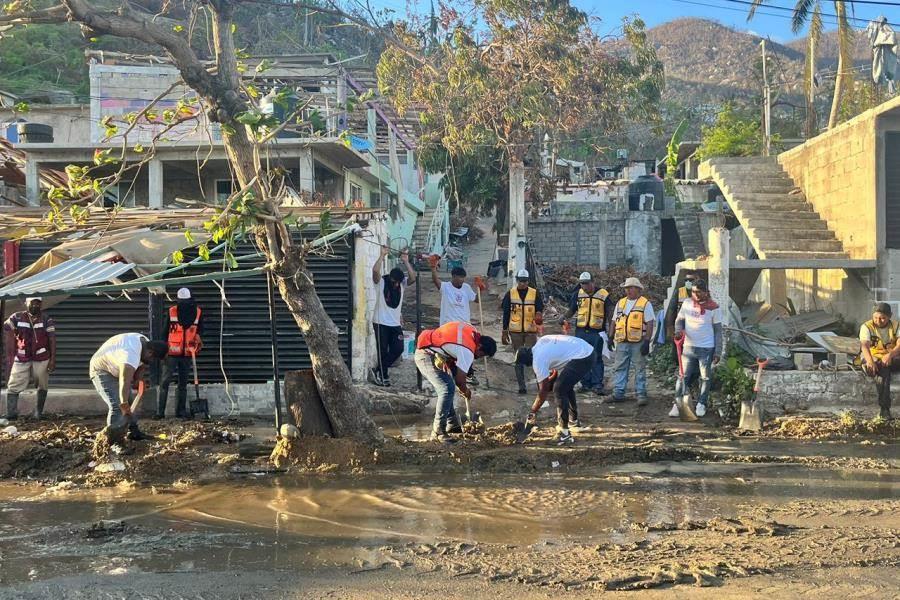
[613,342,647,400]
[91,373,134,431]
[675,346,715,406]
[414,349,458,435]
[574,328,605,390]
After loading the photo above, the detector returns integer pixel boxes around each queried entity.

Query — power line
[666,0,899,28]
[717,0,900,27]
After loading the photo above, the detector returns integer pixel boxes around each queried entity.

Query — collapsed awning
[0,258,134,298]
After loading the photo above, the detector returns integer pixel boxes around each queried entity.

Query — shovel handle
[753,358,768,392]
[190,348,199,386]
[674,336,685,378]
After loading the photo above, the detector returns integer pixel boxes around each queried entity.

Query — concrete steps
[673,214,706,259]
[699,157,849,260]
[411,207,438,252]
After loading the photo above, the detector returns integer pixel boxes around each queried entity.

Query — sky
[369,0,900,44]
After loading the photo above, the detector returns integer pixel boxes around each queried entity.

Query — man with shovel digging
[90,333,168,443]
[415,321,497,443]
[673,279,722,418]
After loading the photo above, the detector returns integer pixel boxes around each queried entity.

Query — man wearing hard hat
[155,287,204,419]
[610,277,656,405]
[560,272,613,398]
[3,297,56,420]
[501,269,544,394]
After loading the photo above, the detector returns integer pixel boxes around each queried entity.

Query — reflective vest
[863,319,900,360]
[167,305,202,356]
[614,296,649,343]
[678,286,689,304]
[509,287,538,333]
[417,321,478,361]
[6,311,55,363]
[576,288,609,330]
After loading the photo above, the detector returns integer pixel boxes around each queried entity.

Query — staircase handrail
[422,194,447,254]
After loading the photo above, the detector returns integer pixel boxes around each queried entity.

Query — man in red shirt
[3,297,56,420]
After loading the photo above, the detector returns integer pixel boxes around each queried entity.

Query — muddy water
[1,463,898,586]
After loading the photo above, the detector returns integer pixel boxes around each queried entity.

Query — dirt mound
[766,414,900,440]
[270,436,378,473]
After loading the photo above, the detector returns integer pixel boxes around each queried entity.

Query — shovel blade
[739,400,763,431]
[675,395,698,422]
[513,420,535,444]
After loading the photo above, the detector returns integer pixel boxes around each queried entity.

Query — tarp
[0,258,134,298]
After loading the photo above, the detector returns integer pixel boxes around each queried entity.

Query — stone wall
[528,212,660,272]
[778,111,877,260]
[755,370,883,417]
[0,105,91,145]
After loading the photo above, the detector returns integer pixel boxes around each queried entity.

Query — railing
[421,194,447,255]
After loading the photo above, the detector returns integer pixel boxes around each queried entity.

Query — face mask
[685,280,694,291]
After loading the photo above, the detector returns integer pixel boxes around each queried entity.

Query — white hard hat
[578,272,592,282]
[516,269,530,279]
[177,287,192,300]
[25,297,42,304]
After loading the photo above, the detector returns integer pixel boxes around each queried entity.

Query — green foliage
[696,104,767,160]
[664,119,688,195]
[712,352,755,423]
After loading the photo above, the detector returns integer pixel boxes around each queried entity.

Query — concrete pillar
[763,269,788,307]
[335,74,348,133]
[148,158,164,208]
[25,157,40,206]
[597,215,608,270]
[508,160,527,281]
[708,227,730,330]
[297,147,314,195]
[367,108,377,143]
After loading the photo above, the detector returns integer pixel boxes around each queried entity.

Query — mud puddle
[1,461,898,587]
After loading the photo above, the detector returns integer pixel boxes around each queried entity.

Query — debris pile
[539,265,670,307]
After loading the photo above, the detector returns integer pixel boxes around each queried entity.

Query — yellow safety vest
[863,319,900,360]
[678,286,689,303]
[576,288,609,330]
[614,296,649,343]
[509,287,538,333]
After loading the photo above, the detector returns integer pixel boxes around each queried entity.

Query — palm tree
[748,0,853,130]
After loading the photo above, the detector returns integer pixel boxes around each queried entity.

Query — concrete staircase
[699,157,848,260]
[673,214,706,259]
[411,206,438,252]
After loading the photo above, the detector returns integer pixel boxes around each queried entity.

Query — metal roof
[0,258,134,298]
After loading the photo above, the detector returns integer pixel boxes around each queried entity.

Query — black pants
[555,351,597,429]
[374,323,404,380]
[871,357,900,414]
[157,356,192,417]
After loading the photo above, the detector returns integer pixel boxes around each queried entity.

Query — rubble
[539,264,671,307]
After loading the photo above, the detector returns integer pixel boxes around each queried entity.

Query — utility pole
[761,39,771,156]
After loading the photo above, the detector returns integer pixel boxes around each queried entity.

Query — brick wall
[778,112,877,259]
[756,370,883,417]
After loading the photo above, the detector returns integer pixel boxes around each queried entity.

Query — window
[349,183,363,205]
[103,183,135,208]
[370,191,382,207]
[215,179,234,203]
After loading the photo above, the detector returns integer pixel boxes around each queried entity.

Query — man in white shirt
[371,246,416,387]
[672,279,722,418]
[414,321,497,443]
[515,335,596,445]
[89,333,169,443]
[430,262,478,325]
[609,277,656,405]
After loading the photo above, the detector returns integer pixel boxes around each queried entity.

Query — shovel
[189,348,210,421]
[513,369,557,443]
[739,358,769,431]
[673,334,698,422]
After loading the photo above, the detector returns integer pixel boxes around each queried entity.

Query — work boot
[880,407,892,420]
[446,417,463,435]
[127,422,148,441]
[6,392,19,421]
[33,389,47,420]
[430,431,456,444]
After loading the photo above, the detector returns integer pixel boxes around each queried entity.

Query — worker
[415,321,497,443]
[156,287,204,419]
[859,302,900,420]
[430,260,478,326]
[515,334,597,445]
[90,333,168,443]
[3,297,56,420]
[610,277,656,405]
[560,272,613,397]
[673,279,722,418]
[501,269,544,394]
[371,246,416,387]
[664,272,699,417]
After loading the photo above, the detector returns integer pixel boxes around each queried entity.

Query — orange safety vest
[417,321,479,360]
[167,305,202,356]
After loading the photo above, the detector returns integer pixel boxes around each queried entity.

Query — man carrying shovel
[89,333,168,443]
[673,279,722,418]
[414,321,497,443]
[156,287,204,419]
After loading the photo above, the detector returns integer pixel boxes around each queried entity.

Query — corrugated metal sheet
[13,232,354,385]
[0,258,134,298]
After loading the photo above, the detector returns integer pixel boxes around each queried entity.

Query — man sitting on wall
[859,302,899,420]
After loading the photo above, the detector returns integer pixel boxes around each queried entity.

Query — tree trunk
[828,6,849,130]
[285,370,334,437]
[274,248,383,445]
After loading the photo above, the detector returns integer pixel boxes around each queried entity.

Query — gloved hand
[501,329,511,345]
[428,254,440,269]
[533,313,543,326]
[473,276,486,291]
[640,339,651,356]
[526,411,537,424]
[607,337,615,352]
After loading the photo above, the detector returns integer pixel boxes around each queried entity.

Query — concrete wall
[778,111,877,260]
[0,105,91,145]
[528,212,660,272]
[353,217,389,382]
[756,370,882,417]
